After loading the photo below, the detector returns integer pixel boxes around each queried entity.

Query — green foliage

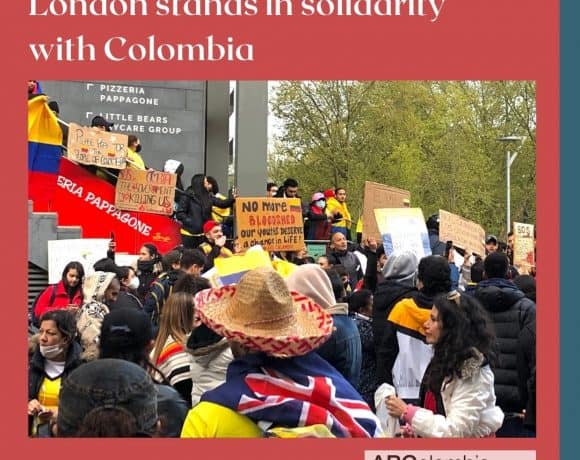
[268,81,536,239]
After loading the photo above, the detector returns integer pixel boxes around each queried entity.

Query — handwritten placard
[439,209,486,257]
[67,122,128,169]
[513,222,535,274]
[235,198,304,252]
[115,169,176,215]
[363,181,410,242]
[374,208,431,259]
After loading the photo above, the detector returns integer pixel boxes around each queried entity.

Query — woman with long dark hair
[176,174,236,249]
[33,261,85,322]
[136,243,162,300]
[386,292,504,437]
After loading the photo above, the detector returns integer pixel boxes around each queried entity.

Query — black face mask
[137,259,156,273]
[135,144,142,153]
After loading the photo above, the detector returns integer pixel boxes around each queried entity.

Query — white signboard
[47,239,110,284]
[374,208,432,260]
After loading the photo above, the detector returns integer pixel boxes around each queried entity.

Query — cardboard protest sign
[115,169,176,216]
[439,209,486,257]
[47,238,110,284]
[67,122,128,169]
[374,208,431,259]
[362,181,410,242]
[513,222,535,274]
[235,198,304,252]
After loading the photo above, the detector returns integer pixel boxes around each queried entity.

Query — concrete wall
[41,80,207,185]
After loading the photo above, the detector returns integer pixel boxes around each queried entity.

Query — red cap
[323,189,335,199]
[203,220,219,234]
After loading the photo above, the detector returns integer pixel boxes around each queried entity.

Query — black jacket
[327,249,363,288]
[28,341,83,434]
[474,278,536,413]
[517,319,536,428]
[176,189,234,235]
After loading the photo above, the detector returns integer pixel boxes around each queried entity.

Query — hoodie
[287,264,361,387]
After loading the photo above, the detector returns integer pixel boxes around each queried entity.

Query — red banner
[47,160,181,254]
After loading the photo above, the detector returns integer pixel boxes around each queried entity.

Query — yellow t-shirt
[180,401,262,438]
[127,147,146,170]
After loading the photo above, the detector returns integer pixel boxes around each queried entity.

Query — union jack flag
[202,352,382,438]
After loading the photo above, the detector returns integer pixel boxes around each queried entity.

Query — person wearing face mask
[136,244,163,300]
[28,309,82,436]
[109,266,144,312]
[304,192,340,241]
[127,134,147,170]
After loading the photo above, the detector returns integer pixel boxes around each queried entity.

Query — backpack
[29,284,57,328]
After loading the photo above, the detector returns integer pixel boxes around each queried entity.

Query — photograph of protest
[27,80,536,439]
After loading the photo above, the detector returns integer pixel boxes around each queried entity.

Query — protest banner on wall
[513,222,535,274]
[53,160,181,255]
[235,198,304,252]
[374,208,431,259]
[363,181,411,242]
[67,122,128,169]
[48,238,110,284]
[439,209,486,257]
[115,169,176,215]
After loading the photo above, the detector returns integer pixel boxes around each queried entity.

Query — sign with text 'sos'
[513,222,535,274]
[115,169,176,216]
[235,198,304,252]
[67,122,128,169]
[439,209,486,257]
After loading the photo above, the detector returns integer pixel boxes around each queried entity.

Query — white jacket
[409,352,504,438]
[190,339,233,407]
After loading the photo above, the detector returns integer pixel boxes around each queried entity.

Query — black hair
[266,182,277,191]
[470,260,485,283]
[206,176,219,194]
[513,274,536,302]
[180,248,206,271]
[61,261,85,297]
[173,273,211,295]
[333,264,349,279]
[283,178,298,188]
[425,293,498,393]
[189,174,212,218]
[348,289,373,315]
[75,407,140,437]
[161,250,182,272]
[325,268,345,302]
[127,134,139,147]
[39,309,77,344]
[484,252,509,279]
[142,244,161,262]
[417,255,451,296]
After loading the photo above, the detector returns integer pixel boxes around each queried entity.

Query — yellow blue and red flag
[28,94,63,211]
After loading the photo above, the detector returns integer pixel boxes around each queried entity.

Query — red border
[4,0,557,458]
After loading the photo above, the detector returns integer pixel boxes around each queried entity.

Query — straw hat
[194,266,333,357]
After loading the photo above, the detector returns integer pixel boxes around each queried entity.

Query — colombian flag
[28,95,63,211]
[214,247,272,285]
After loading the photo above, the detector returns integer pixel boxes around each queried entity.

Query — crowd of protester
[28,87,537,438]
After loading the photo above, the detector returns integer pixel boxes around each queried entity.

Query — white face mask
[39,344,64,359]
[128,277,140,290]
[315,200,326,209]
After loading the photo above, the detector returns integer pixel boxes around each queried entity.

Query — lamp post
[497,135,526,235]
